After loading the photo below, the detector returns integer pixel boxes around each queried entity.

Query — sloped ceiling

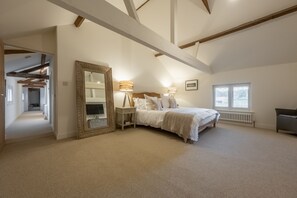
[1,0,297,74]
[136,0,297,74]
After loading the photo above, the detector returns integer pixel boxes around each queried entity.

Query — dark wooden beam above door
[201,0,211,14]
[19,63,49,73]
[6,72,49,80]
[24,82,46,86]
[23,85,44,88]
[18,80,46,85]
[17,79,33,84]
[4,49,34,55]
[155,4,297,57]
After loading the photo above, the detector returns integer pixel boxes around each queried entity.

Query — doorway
[3,45,54,142]
[28,88,40,111]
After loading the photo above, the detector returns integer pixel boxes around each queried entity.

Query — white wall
[56,22,174,139]
[23,87,28,112]
[5,77,24,128]
[4,29,56,54]
[174,62,297,130]
[40,88,45,111]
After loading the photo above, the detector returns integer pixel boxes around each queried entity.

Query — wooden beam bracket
[74,16,85,27]
[201,0,211,14]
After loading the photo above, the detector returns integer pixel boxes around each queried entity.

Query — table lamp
[119,80,134,107]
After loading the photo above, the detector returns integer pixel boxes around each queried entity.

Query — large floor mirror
[76,61,115,138]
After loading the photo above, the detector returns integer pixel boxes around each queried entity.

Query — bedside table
[116,107,137,130]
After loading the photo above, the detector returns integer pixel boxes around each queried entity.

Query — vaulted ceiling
[1,0,297,75]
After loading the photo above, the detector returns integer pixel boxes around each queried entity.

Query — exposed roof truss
[49,0,211,73]
[155,4,297,57]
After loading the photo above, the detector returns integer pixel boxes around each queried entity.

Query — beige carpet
[5,111,53,142]
[0,124,296,198]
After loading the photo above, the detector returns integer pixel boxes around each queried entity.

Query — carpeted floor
[5,111,53,142]
[0,124,296,198]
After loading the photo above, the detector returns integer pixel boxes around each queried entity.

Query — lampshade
[119,81,134,92]
[168,87,177,94]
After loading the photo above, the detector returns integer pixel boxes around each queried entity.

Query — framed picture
[185,79,198,91]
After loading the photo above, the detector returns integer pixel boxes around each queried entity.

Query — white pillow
[144,94,162,110]
[133,98,146,110]
[161,95,170,109]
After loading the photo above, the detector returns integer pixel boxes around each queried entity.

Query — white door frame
[0,39,5,150]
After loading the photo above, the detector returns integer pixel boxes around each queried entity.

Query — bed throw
[161,108,218,142]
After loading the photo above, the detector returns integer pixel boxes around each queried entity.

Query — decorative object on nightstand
[116,107,136,130]
[119,80,134,107]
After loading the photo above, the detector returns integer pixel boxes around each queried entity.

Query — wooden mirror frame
[76,61,115,138]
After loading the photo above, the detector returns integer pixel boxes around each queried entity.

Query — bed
[132,92,219,143]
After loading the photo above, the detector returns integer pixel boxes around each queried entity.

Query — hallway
[5,111,53,142]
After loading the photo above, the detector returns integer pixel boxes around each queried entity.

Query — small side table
[116,107,136,130]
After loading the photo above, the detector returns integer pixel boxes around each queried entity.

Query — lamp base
[122,92,132,107]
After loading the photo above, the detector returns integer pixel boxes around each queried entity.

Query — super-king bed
[132,92,220,143]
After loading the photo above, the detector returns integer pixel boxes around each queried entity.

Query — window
[7,87,13,103]
[213,83,250,110]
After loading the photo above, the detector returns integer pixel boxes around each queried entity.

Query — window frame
[213,83,251,111]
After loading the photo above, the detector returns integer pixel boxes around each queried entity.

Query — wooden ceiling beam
[27,82,46,86]
[7,72,49,79]
[19,63,49,73]
[18,81,46,86]
[155,4,297,57]
[23,85,44,88]
[4,49,34,55]
[17,79,33,83]
[201,0,211,14]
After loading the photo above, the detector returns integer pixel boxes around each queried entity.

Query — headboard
[131,92,161,107]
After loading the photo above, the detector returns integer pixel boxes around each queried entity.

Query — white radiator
[218,110,255,127]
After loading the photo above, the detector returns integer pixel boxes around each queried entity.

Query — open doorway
[4,45,54,142]
[28,88,41,111]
